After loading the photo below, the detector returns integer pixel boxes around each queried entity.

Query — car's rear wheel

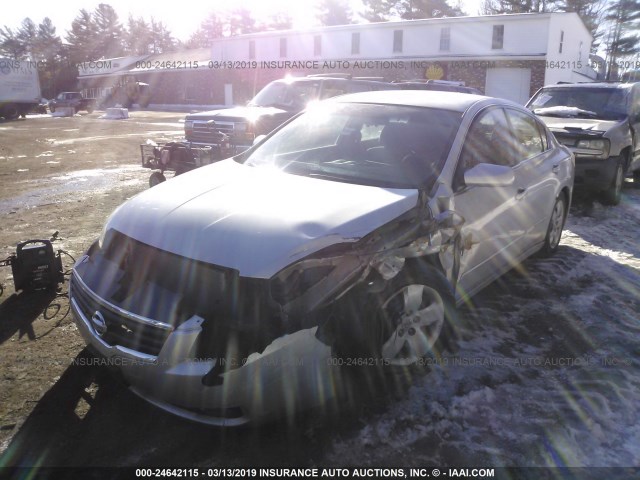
[149,172,166,187]
[540,194,566,256]
[49,105,56,113]
[603,160,623,205]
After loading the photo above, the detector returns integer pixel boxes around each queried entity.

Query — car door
[503,108,558,253]
[451,107,524,299]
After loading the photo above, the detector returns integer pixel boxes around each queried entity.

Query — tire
[633,169,640,185]
[602,160,623,205]
[149,172,166,188]
[335,262,457,366]
[49,105,56,113]
[87,105,94,114]
[2,104,20,120]
[540,194,567,256]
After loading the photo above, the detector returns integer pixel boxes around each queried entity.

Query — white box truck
[0,58,42,120]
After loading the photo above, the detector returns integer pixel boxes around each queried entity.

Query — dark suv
[395,79,482,95]
[184,74,398,158]
[527,82,640,205]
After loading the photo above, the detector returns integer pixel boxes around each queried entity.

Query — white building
[77,13,595,106]
[211,12,595,104]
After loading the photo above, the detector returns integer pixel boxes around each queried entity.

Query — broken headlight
[270,263,336,305]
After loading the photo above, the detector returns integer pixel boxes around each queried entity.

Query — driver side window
[454,108,514,190]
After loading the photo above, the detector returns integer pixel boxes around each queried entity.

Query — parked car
[527,82,640,205]
[71,90,574,425]
[49,92,95,113]
[183,74,399,157]
[395,79,483,95]
[34,98,49,114]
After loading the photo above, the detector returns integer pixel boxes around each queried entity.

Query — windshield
[240,102,461,189]
[248,80,321,110]
[528,88,629,120]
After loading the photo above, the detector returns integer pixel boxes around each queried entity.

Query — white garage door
[485,68,532,104]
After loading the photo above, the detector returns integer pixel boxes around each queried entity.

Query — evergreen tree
[92,3,124,58]
[557,0,606,50]
[396,0,463,18]
[0,27,27,59]
[124,16,153,55]
[66,9,96,63]
[603,0,640,79]
[186,13,225,48]
[16,18,38,58]
[481,0,555,14]
[316,0,354,26]
[228,8,258,36]
[150,18,176,53]
[361,0,395,22]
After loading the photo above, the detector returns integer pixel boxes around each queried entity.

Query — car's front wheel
[335,262,456,366]
[540,194,566,256]
[603,160,624,205]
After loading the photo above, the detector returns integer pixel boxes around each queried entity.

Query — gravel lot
[0,112,638,471]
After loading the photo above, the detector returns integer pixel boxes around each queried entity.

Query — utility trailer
[140,141,219,187]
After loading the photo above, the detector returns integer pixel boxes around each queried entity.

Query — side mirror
[464,163,514,187]
[253,134,266,146]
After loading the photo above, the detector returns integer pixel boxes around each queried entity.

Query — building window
[492,25,504,49]
[314,35,321,56]
[440,27,450,51]
[559,30,564,54]
[351,32,360,55]
[280,38,287,58]
[393,30,403,53]
[249,40,255,59]
[578,40,583,61]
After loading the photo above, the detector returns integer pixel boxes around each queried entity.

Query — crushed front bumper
[70,272,342,426]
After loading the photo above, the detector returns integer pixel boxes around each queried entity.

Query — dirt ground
[0,111,639,472]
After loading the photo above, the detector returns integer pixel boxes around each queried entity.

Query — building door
[224,84,233,105]
[485,68,531,105]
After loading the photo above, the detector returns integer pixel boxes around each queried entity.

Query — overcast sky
[3,0,485,43]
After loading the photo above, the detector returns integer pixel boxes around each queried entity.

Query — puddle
[0,166,146,214]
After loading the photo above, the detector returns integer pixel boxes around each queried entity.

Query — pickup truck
[184,74,398,158]
[527,82,640,205]
[49,92,96,113]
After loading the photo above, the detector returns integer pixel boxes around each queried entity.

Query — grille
[190,121,235,144]
[71,275,172,356]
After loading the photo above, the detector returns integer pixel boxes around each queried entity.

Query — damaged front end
[70,195,464,424]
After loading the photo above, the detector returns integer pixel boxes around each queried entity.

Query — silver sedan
[70,90,574,425]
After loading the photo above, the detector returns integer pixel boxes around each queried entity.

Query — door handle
[516,187,527,200]
[552,164,560,174]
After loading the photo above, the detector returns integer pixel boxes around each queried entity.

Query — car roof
[328,89,502,112]
[273,77,392,86]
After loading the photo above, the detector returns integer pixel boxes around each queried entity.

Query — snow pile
[327,187,640,467]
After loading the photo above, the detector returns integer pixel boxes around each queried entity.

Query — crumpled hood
[105,160,418,278]
[186,105,288,121]
[539,116,622,134]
